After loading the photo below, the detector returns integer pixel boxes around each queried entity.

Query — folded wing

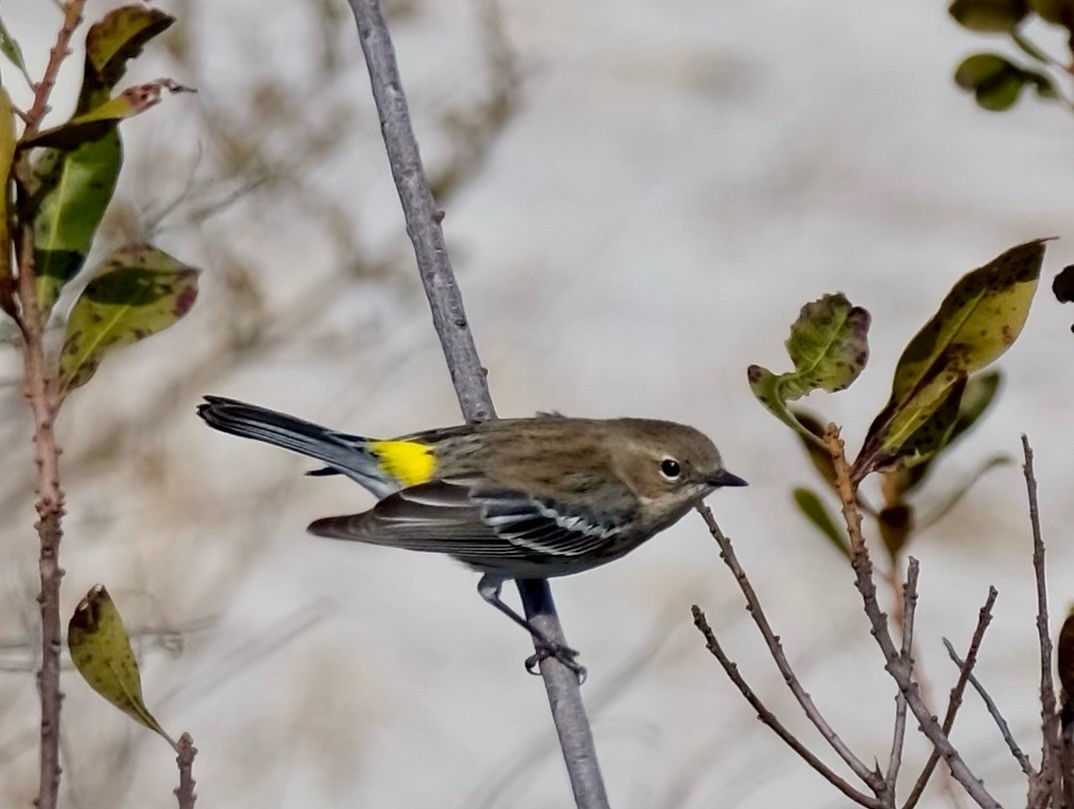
[308,480,634,559]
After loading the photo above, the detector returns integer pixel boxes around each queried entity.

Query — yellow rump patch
[369,440,437,487]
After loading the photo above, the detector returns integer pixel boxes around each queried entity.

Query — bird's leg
[477,574,586,683]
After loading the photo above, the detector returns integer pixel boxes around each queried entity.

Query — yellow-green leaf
[856,240,1045,478]
[0,87,14,294]
[899,369,1003,494]
[25,80,194,150]
[954,53,1056,112]
[68,584,169,740]
[879,371,968,468]
[0,15,31,87]
[29,6,176,319]
[80,6,174,111]
[790,409,838,489]
[949,0,1028,32]
[792,487,849,558]
[748,293,870,446]
[58,244,199,394]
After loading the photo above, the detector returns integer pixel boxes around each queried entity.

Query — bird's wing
[308,481,635,559]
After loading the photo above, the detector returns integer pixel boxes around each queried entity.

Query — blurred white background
[3,0,1074,807]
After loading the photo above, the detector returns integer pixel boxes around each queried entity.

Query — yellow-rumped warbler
[197,396,745,677]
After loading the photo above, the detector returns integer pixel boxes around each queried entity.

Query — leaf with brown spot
[898,369,1003,494]
[29,5,177,318]
[24,80,194,150]
[748,293,871,447]
[68,585,171,741]
[855,240,1046,478]
[58,244,199,394]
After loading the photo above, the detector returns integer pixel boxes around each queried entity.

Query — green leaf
[79,6,175,111]
[877,371,968,470]
[0,87,15,292]
[878,504,914,562]
[1029,0,1074,25]
[29,6,176,319]
[0,15,31,87]
[954,53,1056,112]
[25,80,194,150]
[855,240,1046,478]
[792,487,849,558]
[68,584,171,741]
[748,294,870,446]
[918,454,1011,529]
[899,370,1003,493]
[58,244,199,394]
[790,409,838,489]
[949,0,1029,31]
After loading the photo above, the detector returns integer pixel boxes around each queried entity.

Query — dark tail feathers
[197,396,392,496]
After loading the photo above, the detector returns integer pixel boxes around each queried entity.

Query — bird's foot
[525,642,587,684]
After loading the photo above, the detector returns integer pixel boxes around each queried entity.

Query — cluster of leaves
[0,5,198,751]
[749,240,1046,565]
[948,0,1074,112]
[1,6,198,395]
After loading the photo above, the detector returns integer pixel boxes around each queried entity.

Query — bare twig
[942,637,1034,778]
[23,1,85,138]
[902,588,998,809]
[694,504,883,793]
[887,558,919,791]
[343,1,608,806]
[825,426,1002,809]
[691,605,881,808]
[14,5,88,808]
[173,733,197,809]
[1022,435,1063,807]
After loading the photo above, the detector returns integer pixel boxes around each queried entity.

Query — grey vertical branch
[344,1,610,806]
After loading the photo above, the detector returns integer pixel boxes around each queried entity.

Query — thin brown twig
[694,504,883,793]
[14,7,87,808]
[1022,435,1063,808]
[887,558,919,791]
[942,637,1034,778]
[691,605,881,809]
[173,733,197,809]
[24,0,86,138]
[902,588,998,809]
[825,425,1001,809]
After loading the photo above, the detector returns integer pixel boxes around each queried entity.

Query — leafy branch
[0,4,200,806]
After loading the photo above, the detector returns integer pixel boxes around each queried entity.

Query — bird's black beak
[708,469,748,488]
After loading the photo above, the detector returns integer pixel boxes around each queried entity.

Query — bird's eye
[660,458,682,479]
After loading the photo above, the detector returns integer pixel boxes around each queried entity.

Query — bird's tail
[197,396,397,497]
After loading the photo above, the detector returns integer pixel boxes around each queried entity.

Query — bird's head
[610,419,746,514]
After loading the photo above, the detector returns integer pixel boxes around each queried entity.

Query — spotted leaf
[855,240,1045,478]
[68,585,170,741]
[58,244,199,394]
[30,6,175,318]
[748,293,870,447]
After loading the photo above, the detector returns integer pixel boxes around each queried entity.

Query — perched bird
[197,396,746,678]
